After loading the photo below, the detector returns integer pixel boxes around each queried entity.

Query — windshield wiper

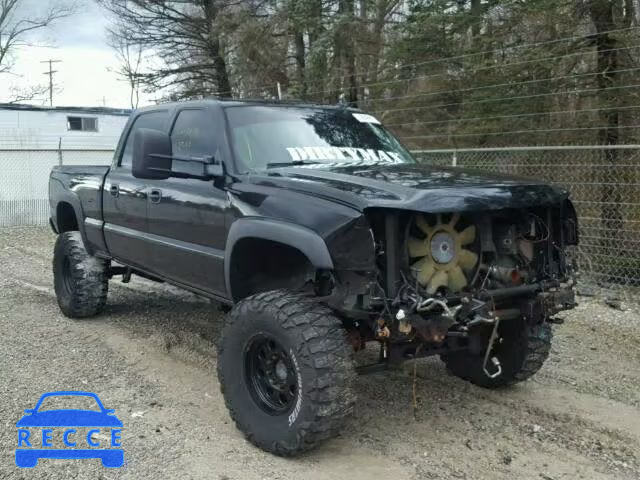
[266,160,321,168]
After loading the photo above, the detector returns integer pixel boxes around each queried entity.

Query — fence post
[57,137,63,165]
[452,150,457,167]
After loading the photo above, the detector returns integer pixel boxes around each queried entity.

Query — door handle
[109,184,119,197]
[149,189,162,204]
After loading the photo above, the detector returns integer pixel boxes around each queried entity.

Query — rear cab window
[119,110,168,168]
[170,109,217,159]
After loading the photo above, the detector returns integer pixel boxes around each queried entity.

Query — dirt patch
[0,227,639,479]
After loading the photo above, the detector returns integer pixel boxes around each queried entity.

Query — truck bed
[49,165,111,229]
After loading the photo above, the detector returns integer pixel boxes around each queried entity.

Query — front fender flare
[224,218,334,299]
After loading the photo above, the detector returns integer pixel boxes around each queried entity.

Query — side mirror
[132,128,226,181]
[132,128,172,180]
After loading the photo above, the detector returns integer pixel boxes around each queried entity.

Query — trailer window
[67,116,98,132]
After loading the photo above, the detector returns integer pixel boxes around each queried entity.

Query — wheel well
[229,238,315,302]
[56,202,79,232]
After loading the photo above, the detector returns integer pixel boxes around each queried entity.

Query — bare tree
[0,0,74,102]
[5,83,48,103]
[108,25,144,109]
[98,0,234,100]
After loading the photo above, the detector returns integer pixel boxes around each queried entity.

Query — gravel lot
[1,226,639,480]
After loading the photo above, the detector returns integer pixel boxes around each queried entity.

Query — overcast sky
[0,0,155,109]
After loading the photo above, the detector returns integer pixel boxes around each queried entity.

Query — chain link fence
[0,145,638,294]
[0,149,114,227]
[413,146,640,294]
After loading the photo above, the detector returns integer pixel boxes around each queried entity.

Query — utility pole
[41,59,62,107]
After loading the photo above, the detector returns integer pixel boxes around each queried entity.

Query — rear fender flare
[51,188,91,253]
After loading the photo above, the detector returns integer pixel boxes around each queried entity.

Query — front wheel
[53,231,108,318]
[441,319,552,389]
[217,290,356,456]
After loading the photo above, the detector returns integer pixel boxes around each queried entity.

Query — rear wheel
[441,319,552,389]
[53,231,108,318]
[217,290,356,456]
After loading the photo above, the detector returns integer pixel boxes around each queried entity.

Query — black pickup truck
[49,99,578,456]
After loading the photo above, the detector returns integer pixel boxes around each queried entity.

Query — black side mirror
[132,128,225,181]
[132,128,172,180]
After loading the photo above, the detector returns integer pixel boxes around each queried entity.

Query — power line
[41,59,62,107]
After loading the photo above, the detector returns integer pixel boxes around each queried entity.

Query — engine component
[518,239,534,262]
[478,314,502,379]
[408,213,480,293]
[487,256,524,286]
[494,223,518,255]
[395,309,413,334]
[407,314,452,343]
[375,318,390,339]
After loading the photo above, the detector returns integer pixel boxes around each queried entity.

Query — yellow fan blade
[458,225,476,245]
[449,212,461,228]
[413,257,435,286]
[415,215,432,236]
[458,249,479,269]
[448,265,467,291]
[427,270,448,293]
[407,236,429,257]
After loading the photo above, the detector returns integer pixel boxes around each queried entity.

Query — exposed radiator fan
[407,213,480,293]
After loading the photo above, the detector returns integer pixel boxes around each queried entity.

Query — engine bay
[344,204,578,374]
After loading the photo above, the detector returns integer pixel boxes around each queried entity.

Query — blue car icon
[16,391,123,468]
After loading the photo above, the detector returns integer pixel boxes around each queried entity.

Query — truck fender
[50,187,91,253]
[224,218,334,299]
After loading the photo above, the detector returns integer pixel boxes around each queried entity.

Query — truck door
[102,110,168,269]
[145,108,229,296]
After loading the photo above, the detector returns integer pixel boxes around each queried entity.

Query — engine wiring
[520,212,550,243]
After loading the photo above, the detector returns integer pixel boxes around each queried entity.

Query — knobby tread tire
[53,231,108,318]
[217,289,356,456]
[441,321,553,389]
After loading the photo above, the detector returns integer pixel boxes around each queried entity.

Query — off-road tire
[217,290,356,456]
[441,319,552,389]
[53,231,108,318]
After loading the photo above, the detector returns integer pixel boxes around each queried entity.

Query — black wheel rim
[244,334,298,415]
[61,256,74,294]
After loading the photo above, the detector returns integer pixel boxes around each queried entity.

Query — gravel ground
[0,226,639,480]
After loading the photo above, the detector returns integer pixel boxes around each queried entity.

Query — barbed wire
[403,124,640,140]
[201,34,640,101]
[366,67,640,104]
[371,83,640,116]
[297,25,640,87]
[301,44,640,98]
[384,104,640,128]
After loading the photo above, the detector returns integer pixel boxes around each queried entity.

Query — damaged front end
[327,201,578,374]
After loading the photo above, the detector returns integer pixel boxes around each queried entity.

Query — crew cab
[49,99,577,456]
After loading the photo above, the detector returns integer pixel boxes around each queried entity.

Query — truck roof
[136,98,362,113]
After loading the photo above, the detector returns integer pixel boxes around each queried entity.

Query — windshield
[225,106,414,172]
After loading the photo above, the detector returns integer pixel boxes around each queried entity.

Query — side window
[119,111,167,168]
[171,109,216,158]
